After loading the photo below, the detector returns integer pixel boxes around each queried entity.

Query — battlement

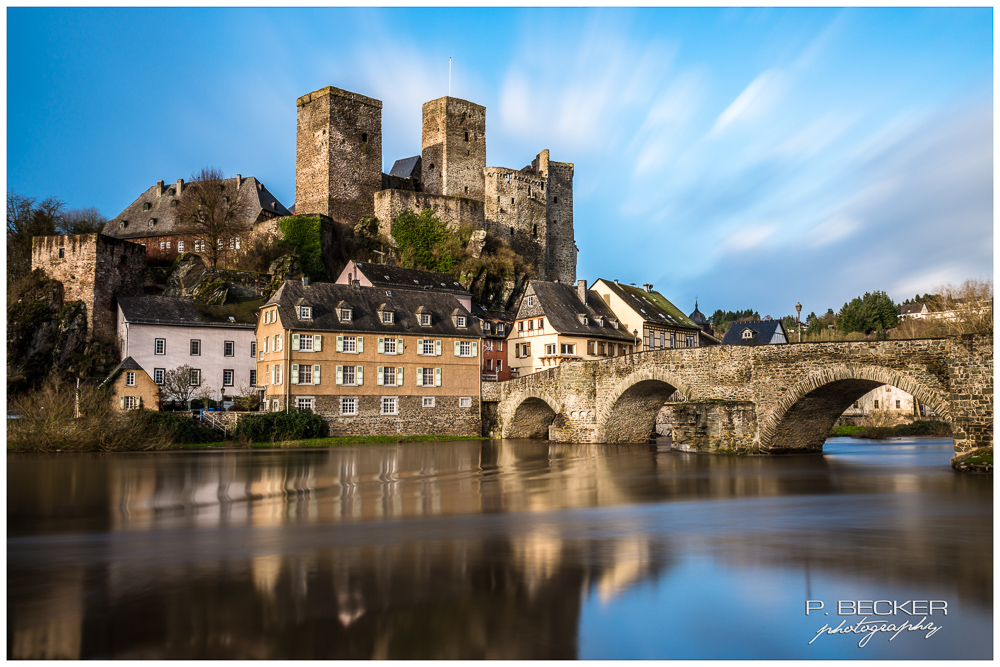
[296,86,382,109]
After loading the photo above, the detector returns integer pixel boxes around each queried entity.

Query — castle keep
[295,86,577,284]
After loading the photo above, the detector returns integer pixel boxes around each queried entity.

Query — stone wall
[310,394,481,437]
[484,167,548,279]
[374,189,485,241]
[946,334,993,454]
[295,86,382,226]
[32,234,146,345]
[422,97,486,200]
[670,401,757,454]
[544,159,576,285]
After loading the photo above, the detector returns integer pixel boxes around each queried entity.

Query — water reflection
[7,438,992,659]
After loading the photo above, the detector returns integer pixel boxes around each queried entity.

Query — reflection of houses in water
[9,569,84,659]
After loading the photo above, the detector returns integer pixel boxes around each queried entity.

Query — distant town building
[840,384,935,420]
[591,279,708,351]
[477,311,513,382]
[721,320,789,346]
[508,279,637,376]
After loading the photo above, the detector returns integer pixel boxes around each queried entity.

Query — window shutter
[378,338,385,354]
[291,364,299,384]
[313,365,321,385]
[119,396,125,410]
[417,339,424,356]
[397,338,404,354]
[454,341,461,356]
[357,337,364,353]
[435,340,442,356]
[336,365,343,385]
[435,368,442,387]
[356,366,363,385]
[337,336,343,352]
[526,343,531,356]
[292,334,300,351]
[471,341,478,356]
[314,335,322,351]
[377,366,384,386]
[396,367,403,386]
[416,368,423,387]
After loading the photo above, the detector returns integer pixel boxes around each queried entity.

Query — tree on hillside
[6,192,64,288]
[925,278,993,334]
[837,291,898,335]
[176,167,239,268]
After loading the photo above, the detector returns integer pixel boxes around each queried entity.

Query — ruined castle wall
[484,167,548,280]
[422,97,486,200]
[296,86,382,226]
[31,234,145,345]
[374,189,485,241]
[545,160,576,285]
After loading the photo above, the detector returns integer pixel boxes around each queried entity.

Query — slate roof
[100,356,146,387]
[389,156,421,178]
[899,303,928,316]
[688,301,708,326]
[265,280,483,338]
[595,279,700,331]
[517,281,636,342]
[721,320,787,346]
[103,176,291,240]
[116,295,256,327]
[353,262,470,295]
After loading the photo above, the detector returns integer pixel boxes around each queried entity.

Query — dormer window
[579,314,588,326]
[300,306,313,320]
[497,324,505,334]
[339,308,351,322]
[382,311,394,324]
[143,202,151,210]
[171,200,178,207]
[457,316,467,328]
[742,329,755,340]
[119,220,128,229]
[148,218,157,227]
[421,313,431,326]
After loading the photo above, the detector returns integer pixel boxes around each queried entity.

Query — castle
[294,86,577,284]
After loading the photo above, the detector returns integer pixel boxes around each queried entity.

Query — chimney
[176,178,184,194]
[155,180,164,197]
[614,278,619,285]
[577,279,587,305]
[236,174,242,189]
[302,276,310,287]
[644,283,653,293]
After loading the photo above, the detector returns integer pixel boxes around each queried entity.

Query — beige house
[257,278,484,436]
[103,357,161,411]
[591,279,706,350]
[508,280,637,376]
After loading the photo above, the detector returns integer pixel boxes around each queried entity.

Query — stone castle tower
[294,85,576,285]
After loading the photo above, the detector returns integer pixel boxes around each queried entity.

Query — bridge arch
[596,368,697,443]
[500,389,563,439]
[760,364,950,453]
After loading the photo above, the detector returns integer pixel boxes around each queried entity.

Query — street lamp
[795,302,802,343]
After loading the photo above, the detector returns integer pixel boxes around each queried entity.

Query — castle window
[178,241,185,252]
[532,225,537,238]
[497,196,500,203]
[120,221,128,229]
[510,226,514,236]
[148,218,157,227]
[171,200,178,207]
[58,248,65,259]
[167,188,175,196]
[464,131,469,141]
[554,197,558,203]
[362,132,368,143]
[143,202,151,210]
[511,198,515,205]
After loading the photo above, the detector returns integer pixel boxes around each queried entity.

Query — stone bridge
[481,335,992,456]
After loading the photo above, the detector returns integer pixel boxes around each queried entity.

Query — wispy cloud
[709,70,786,137]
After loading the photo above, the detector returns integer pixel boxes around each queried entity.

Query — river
[7,437,992,659]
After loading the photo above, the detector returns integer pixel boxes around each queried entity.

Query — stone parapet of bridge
[484,335,992,457]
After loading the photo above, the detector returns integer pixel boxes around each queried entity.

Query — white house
[116,295,257,404]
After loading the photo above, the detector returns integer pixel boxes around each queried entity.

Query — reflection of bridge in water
[484,335,993,456]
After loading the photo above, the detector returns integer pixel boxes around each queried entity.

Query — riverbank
[828,419,951,439]
[175,434,486,450]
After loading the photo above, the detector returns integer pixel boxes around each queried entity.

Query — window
[122,396,139,410]
[159,241,167,251]
[670,333,676,348]
[297,397,314,412]
[190,369,201,386]
[587,341,595,355]
[525,296,534,307]
[274,365,282,385]
[263,337,269,354]
[382,311,394,324]
[250,341,256,357]
[545,343,557,356]
[464,131,469,141]
[155,338,166,355]
[125,372,136,386]
[342,336,357,353]
[528,320,534,330]
[298,365,313,385]
[382,366,396,385]
[224,341,234,357]
[456,316,466,328]
[518,321,524,331]
[874,400,880,409]
[341,397,357,415]
[341,365,356,385]
[300,335,314,351]
[686,335,695,348]
[218,239,224,249]
[382,338,397,354]
[223,370,234,386]
[194,239,205,252]
[190,339,201,356]
[301,306,313,319]
[229,237,241,250]
[381,397,398,415]
[561,343,575,355]
[537,318,544,329]
[177,240,185,252]
[275,334,283,351]
[459,341,472,357]
[896,400,901,409]
[517,342,530,357]
[484,340,493,351]
[420,367,435,386]
[154,368,164,385]
[660,332,666,348]
[497,324,505,335]
[742,329,754,340]
[459,397,472,408]
[58,248,65,258]
[250,370,257,386]
[272,399,279,412]
[648,331,655,349]
[420,313,431,326]
[496,360,502,372]
[339,308,351,322]
[554,197,558,203]
[423,397,436,408]
[598,342,606,356]
[421,339,436,356]
[581,316,588,326]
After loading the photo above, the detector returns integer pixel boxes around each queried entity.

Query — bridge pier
[669,401,759,454]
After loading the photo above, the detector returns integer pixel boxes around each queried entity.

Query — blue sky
[7,8,992,319]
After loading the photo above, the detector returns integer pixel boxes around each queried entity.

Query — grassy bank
[176,434,485,450]
[829,420,952,439]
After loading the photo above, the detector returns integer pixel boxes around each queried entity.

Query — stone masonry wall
[670,401,757,454]
[32,234,146,345]
[946,334,993,454]
[422,97,486,200]
[545,160,576,285]
[484,167,548,279]
[374,189,485,242]
[311,394,481,437]
[296,86,382,226]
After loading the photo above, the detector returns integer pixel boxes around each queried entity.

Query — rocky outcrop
[951,447,992,474]
[163,253,272,302]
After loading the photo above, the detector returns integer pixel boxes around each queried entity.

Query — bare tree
[7,191,63,287]
[176,167,239,268]
[162,365,199,409]
[926,278,993,335]
[59,207,107,235]
[232,376,260,411]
